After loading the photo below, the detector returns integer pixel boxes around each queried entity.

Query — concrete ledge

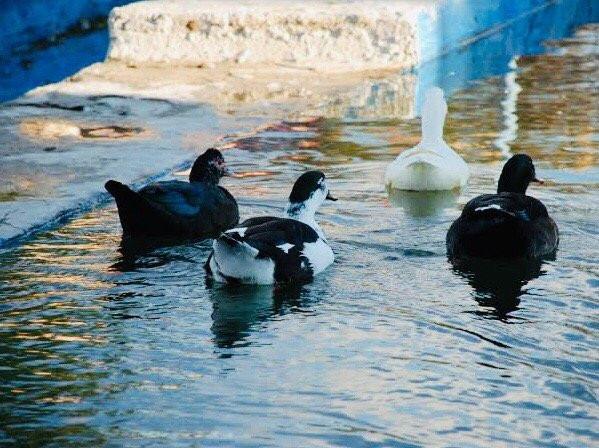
[106,0,557,72]
[108,0,428,71]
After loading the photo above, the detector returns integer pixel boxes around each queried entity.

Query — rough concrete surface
[108,0,431,71]
[0,58,416,246]
[43,61,417,117]
[0,90,268,246]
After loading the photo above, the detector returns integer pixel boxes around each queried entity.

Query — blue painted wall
[0,0,134,102]
[418,0,551,63]
[0,0,131,54]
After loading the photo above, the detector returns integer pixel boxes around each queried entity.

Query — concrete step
[106,0,555,71]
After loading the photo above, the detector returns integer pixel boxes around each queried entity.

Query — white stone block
[107,0,434,71]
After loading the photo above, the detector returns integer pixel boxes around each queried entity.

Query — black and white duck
[206,171,337,284]
[105,148,238,239]
[446,154,558,259]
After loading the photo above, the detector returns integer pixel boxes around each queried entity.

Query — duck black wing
[238,216,279,227]
[106,180,238,238]
[140,181,239,237]
[447,193,558,258]
[220,218,320,283]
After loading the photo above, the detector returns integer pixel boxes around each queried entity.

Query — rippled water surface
[1,25,598,448]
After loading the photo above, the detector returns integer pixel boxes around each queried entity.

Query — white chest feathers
[385,87,469,191]
[302,238,334,275]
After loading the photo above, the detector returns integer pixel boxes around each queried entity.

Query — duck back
[447,193,558,259]
[209,217,328,285]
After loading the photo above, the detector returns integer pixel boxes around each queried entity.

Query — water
[1,24,598,448]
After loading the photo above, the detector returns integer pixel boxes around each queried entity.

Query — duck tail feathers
[105,180,131,199]
[105,180,166,236]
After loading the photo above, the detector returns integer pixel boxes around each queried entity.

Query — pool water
[1,25,598,448]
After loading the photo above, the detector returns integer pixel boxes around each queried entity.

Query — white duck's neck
[420,88,447,147]
[284,199,324,237]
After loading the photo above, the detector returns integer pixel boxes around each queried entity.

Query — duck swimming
[446,154,558,259]
[105,148,238,239]
[206,171,336,285]
[384,87,469,191]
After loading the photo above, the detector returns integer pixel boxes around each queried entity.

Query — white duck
[384,87,469,191]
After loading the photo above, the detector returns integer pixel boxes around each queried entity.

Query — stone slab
[0,91,269,248]
[106,0,556,71]
[107,0,429,71]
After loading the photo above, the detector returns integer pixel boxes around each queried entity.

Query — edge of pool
[1,0,597,251]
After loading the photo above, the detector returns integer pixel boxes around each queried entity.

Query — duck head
[189,148,231,184]
[497,154,543,194]
[285,171,336,222]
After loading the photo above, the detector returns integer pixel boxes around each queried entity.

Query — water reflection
[0,282,108,445]
[207,282,306,350]
[110,236,202,272]
[445,22,599,168]
[416,0,599,108]
[492,57,522,158]
[450,256,550,320]
[387,189,458,217]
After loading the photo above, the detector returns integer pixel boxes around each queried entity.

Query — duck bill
[326,192,338,201]
[532,177,545,185]
[223,167,235,177]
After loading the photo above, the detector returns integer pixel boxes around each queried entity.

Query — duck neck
[189,171,220,185]
[284,202,323,237]
[420,91,447,148]
[189,163,220,185]
[497,176,529,194]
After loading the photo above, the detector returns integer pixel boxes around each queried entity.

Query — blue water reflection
[416,0,599,111]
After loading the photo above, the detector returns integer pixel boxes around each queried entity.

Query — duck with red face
[105,148,238,240]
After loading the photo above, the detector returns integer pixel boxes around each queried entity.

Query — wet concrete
[0,93,269,246]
